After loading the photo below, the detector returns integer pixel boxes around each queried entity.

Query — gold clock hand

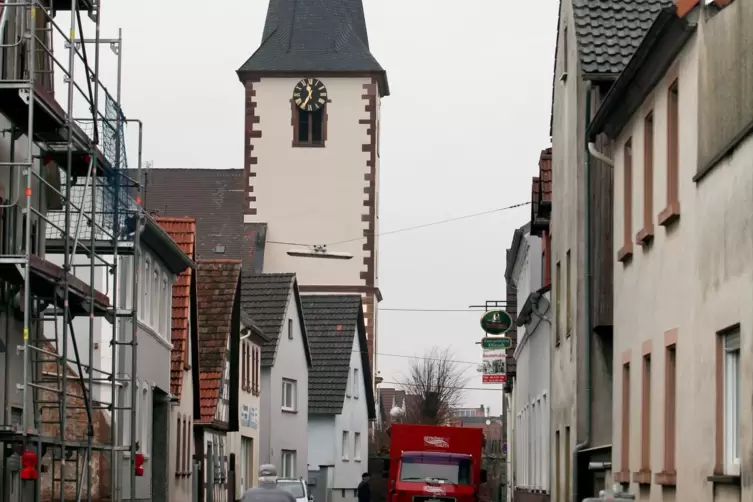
[302,95,311,107]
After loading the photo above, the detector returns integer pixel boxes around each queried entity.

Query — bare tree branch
[399,346,470,425]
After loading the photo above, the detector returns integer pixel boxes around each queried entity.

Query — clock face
[293,78,327,112]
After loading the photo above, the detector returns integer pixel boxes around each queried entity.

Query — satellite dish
[390,407,404,419]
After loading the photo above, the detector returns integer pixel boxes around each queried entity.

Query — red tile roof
[196,259,242,424]
[155,217,196,401]
[531,147,553,226]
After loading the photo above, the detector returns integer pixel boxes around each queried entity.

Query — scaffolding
[0,1,142,501]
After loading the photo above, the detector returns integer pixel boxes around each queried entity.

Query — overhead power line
[380,308,484,312]
[267,201,531,247]
[378,380,502,392]
[365,350,480,365]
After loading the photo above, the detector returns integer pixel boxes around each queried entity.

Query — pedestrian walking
[241,464,297,502]
[357,473,371,502]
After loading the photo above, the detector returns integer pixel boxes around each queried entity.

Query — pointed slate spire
[237,0,388,95]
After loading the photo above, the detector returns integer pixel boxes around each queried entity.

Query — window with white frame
[123,379,139,447]
[143,258,150,323]
[141,384,150,455]
[353,368,359,398]
[281,450,296,478]
[724,329,740,475]
[346,369,351,397]
[354,432,361,461]
[282,379,297,411]
[342,431,350,461]
[160,272,168,335]
[151,265,159,328]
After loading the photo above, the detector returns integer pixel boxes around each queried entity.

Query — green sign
[480,310,512,335]
[481,337,512,350]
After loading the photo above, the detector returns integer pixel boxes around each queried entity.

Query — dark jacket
[357,481,371,502]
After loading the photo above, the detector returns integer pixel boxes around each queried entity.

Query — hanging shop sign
[481,337,512,350]
[481,347,507,384]
[480,310,512,335]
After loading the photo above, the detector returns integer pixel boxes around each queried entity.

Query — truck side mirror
[480,469,488,484]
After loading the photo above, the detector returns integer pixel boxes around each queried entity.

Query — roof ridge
[154,216,196,224]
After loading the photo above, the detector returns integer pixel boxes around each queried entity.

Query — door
[240,437,254,492]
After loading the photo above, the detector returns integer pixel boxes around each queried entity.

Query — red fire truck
[386,424,488,502]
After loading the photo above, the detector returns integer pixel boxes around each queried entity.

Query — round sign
[480,310,512,335]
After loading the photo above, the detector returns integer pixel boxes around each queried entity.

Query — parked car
[277,478,313,502]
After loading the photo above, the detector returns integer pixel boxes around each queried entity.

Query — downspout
[573,81,593,502]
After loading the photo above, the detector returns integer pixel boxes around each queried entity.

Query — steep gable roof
[155,217,196,401]
[573,0,672,75]
[237,0,388,95]
[301,295,376,418]
[196,259,242,424]
[549,0,671,134]
[240,273,312,368]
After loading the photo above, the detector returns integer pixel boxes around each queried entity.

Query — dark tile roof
[573,0,672,75]
[155,217,196,401]
[240,273,312,368]
[237,0,388,94]
[196,260,242,423]
[137,168,250,259]
[301,295,376,418]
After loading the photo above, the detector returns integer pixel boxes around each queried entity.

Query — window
[354,432,362,461]
[564,426,571,502]
[184,418,191,474]
[639,112,654,244]
[555,430,561,502]
[664,344,676,474]
[562,25,568,78]
[161,273,170,336]
[124,380,139,447]
[342,431,350,461]
[621,362,631,478]
[660,79,680,226]
[143,258,150,322]
[176,415,182,475]
[346,369,351,397]
[253,346,260,396]
[555,261,561,343]
[565,250,571,336]
[723,329,740,475]
[353,368,359,399]
[619,138,633,262]
[282,379,297,411]
[241,437,254,493]
[242,342,247,392]
[288,318,293,340]
[641,353,651,473]
[151,265,160,328]
[141,385,150,455]
[281,450,296,478]
[294,106,325,146]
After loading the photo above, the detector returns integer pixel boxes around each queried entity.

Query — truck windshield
[399,455,472,485]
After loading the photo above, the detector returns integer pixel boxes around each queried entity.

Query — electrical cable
[380,308,486,312]
[266,201,531,247]
[378,380,502,392]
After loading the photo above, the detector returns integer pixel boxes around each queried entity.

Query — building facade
[506,218,551,502]
[237,0,388,384]
[589,1,751,500]
[303,295,376,502]
[241,273,312,479]
[548,1,670,499]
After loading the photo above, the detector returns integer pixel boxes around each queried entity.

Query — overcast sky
[58,0,559,415]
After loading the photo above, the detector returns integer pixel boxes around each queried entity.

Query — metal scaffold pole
[0,1,143,501]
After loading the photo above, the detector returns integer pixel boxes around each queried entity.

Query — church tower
[237,0,388,383]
